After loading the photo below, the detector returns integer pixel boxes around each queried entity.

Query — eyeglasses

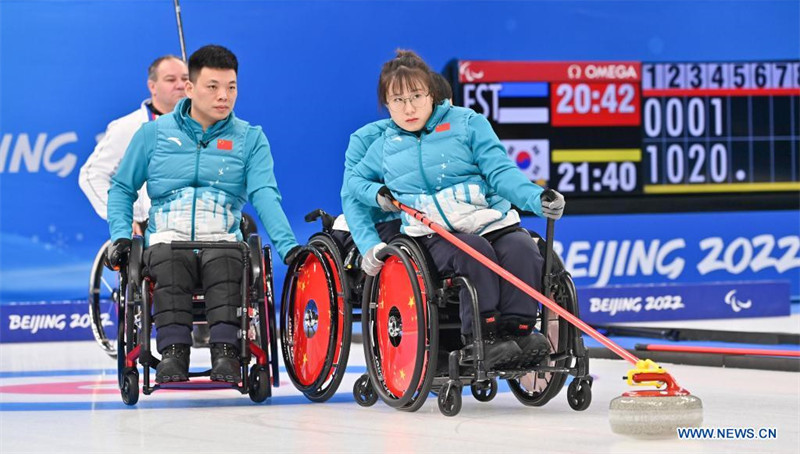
[386,92,430,112]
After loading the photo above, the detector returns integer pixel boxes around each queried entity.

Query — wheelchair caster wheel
[121,369,139,406]
[470,378,497,402]
[248,365,271,403]
[567,378,592,411]
[438,380,462,416]
[353,374,378,407]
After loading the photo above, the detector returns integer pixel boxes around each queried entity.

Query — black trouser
[144,243,244,352]
[331,219,402,254]
[417,228,544,335]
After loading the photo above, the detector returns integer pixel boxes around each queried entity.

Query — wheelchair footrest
[188,369,212,378]
[152,380,239,390]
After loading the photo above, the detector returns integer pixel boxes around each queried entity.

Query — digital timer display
[451,60,800,210]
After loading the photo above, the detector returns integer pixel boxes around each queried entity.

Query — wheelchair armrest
[247,234,262,284]
[128,236,145,286]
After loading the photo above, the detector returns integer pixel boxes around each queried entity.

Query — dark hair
[430,72,453,101]
[147,55,183,81]
[188,45,238,82]
[378,49,446,107]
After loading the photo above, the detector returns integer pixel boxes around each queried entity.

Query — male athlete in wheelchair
[105,45,299,405]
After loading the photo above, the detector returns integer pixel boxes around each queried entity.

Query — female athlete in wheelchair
[339,50,592,415]
[277,59,453,402]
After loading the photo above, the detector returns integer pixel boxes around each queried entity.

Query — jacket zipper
[191,138,201,241]
[416,134,456,231]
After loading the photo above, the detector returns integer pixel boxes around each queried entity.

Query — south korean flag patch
[502,139,549,182]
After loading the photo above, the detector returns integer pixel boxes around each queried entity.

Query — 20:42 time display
[551,82,641,126]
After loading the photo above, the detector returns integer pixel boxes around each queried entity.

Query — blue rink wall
[1,1,798,327]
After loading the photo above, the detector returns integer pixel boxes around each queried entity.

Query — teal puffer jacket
[107,98,298,261]
[347,101,545,254]
[339,119,400,248]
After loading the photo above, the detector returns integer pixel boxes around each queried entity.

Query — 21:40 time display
[557,162,638,193]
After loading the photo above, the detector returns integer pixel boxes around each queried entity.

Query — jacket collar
[423,99,451,133]
[174,98,234,137]
[389,99,452,135]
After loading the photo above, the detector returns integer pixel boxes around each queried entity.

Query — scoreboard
[449,60,800,213]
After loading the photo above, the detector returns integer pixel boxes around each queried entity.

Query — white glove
[376,186,400,212]
[362,242,387,276]
[541,190,565,220]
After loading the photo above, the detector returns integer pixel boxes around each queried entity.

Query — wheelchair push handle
[304,208,335,232]
[541,188,558,274]
[544,218,555,284]
[540,188,558,203]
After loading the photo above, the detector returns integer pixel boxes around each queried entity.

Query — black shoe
[210,343,241,383]
[483,338,523,370]
[156,344,190,383]
[464,335,522,371]
[513,331,550,368]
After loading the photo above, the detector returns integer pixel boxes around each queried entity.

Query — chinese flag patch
[217,139,233,150]
[435,123,450,133]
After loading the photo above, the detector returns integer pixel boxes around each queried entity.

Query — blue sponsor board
[0,300,115,343]
[519,210,800,299]
[577,281,791,324]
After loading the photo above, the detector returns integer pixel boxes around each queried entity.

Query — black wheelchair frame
[352,223,593,416]
[89,215,259,359]
[116,235,280,406]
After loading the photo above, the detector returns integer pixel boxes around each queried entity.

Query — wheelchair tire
[470,378,498,402]
[437,380,462,417]
[248,365,271,403]
[116,292,126,388]
[117,237,142,392]
[567,377,592,411]
[281,235,347,401]
[362,236,438,412]
[121,369,139,406]
[508,242,576,407]
[352,373,378,407]
[258,240,281,389]
[88,240,119,358]
[305,235,352,402]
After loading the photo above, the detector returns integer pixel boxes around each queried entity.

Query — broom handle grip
[543,218,554,295]
[393,199,641,365]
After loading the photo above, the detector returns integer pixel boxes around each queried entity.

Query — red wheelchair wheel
[362,236,438,410]
[281,233,352,402]
[375,256,428,397]
[293,252,333,386]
